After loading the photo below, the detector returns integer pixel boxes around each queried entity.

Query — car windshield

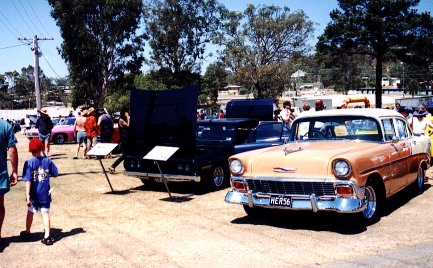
[196,124,236,143]
[291,116,383,142]
[58,118,76,126]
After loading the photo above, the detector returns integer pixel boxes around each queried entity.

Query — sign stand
[86,143,119,192]
[143,146,179,200]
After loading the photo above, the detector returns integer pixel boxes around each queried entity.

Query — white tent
[291,70,306,78]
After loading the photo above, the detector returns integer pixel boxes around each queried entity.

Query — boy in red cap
[20,139,58,245]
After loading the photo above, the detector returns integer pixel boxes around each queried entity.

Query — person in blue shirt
[21,138,58,245]
[0,119,18,242]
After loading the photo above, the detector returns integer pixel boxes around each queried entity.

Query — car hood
[126,86,198,157]
[239,141,376,178]
[53,125,71,130]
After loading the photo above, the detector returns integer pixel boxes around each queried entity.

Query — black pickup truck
[122,86,274,189]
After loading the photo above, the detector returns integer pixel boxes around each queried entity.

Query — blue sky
[0,0,431,79]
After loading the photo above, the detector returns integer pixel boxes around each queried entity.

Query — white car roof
[297,108,405,121]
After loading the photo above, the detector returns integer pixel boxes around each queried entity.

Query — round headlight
[333,160,351,177]
[229,159,244,175]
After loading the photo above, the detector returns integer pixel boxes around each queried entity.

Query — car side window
[381,119,395,141]
[297,121,310,140]
[395,119,408,139]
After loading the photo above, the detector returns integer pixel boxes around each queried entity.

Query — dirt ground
[1,134,433,267]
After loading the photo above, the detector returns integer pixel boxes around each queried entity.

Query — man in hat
[315,99,325,111]
[73,110,88,159]
[0,118,18,242]
[36,108,54,157]
[398,106,412,121]
[410,106,433,136]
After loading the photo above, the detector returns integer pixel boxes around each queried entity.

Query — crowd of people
[197,109,225,120]
[395,103,433,136]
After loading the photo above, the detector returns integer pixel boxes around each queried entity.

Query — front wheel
[413,167,425,195]
[359,181,383,225]
[243,205,268,218]
[205,165,228,189]
[53,134,66,144]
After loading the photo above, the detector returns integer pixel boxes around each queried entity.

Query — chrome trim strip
[360,156,411,174]
[123,171,201,182]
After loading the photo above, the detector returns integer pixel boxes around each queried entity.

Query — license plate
[269,195,292,207]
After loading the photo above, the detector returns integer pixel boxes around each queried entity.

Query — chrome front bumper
[225,179,366,213]
[123,171,201,182]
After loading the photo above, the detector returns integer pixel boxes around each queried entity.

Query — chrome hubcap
[417,168,424,190]
[213,167,224,187]
[363,186,377,219]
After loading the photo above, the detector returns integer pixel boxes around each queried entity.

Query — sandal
[108,167,115,174]
[41,236,54,246]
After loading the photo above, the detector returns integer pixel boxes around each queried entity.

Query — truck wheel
[208,165,228,189]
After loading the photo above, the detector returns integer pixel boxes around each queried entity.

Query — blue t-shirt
[0,120,18,192]
[22,157,58,203]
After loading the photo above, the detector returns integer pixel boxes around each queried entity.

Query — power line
[39,47,63,79]
[0,43,31,50]
[18,0,44,37]
[0,9,22,37]
[10,0,35,34]
[27,0,52,37]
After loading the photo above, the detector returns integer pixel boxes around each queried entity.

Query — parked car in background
[25,115,120,145]
[225,108,431,224]
[234,121,288,154]
[25,117,76,144]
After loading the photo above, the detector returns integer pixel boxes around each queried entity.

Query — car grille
[246,179,335,196]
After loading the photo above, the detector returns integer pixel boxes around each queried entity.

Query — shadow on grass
[231,210,367,234]
[159,194,195,203]
[131,180,229,196]
[229,183,432,234]
[0,227,86,252]
[104,190,134,195]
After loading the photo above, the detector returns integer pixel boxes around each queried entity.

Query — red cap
[29,139,44,153]
[315,99,323,105]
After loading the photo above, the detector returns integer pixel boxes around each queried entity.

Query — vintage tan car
[225,109,431,224]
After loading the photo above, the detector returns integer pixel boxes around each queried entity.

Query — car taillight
[336,185,353,196]
[232,180,247,193]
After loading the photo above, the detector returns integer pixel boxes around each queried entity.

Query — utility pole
[18,35,54,111]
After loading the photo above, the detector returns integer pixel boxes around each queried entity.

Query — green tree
[317,0,433,108]
[408,78,419,96]
[143,0,225,87]
[200,61,229,106]
[49,0,145,108]
[222,5,314,98]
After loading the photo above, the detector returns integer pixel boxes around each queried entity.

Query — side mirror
[391,136,400,143]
